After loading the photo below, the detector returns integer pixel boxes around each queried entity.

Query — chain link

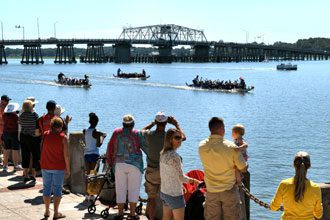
[241,183,283,211]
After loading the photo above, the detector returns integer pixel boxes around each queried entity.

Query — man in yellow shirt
[199,117,247,220]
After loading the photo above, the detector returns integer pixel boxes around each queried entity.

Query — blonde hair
[232,124,245,136]
[51,117,63,129]
[293,151,311,202]
[160,128,181,155]
[22,100,33,112]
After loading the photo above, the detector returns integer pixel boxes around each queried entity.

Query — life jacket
[39,113,56,135]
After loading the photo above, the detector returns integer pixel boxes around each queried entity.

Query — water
[1,59,329,219]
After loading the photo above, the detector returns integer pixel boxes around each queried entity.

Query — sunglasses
[173,135,182,141]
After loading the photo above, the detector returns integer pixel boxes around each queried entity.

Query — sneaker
[62,186,70,194]
[14,165,23,171]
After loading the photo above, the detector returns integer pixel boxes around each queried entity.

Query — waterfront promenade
[0,164,147,220]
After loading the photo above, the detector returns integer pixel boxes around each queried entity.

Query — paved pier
[0,166,147,219]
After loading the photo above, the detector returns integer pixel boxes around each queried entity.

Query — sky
[1,0,329,45]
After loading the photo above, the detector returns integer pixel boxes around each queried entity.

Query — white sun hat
[54,104,65,116]
[4,103,20,113]
[26,96,39,104]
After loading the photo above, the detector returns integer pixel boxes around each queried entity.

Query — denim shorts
[2,132,20,150]
[160,192,185,209]
[84,154,99,163]
[42,169,65,197]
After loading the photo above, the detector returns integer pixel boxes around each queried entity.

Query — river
[1,59,329,219]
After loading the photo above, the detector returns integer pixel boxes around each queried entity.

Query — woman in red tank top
[40,117,70,219]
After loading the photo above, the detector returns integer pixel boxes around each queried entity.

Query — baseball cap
[46,100,57,110]
[155,112,168,123]
[123,114,135,124]
[1,95,11,101]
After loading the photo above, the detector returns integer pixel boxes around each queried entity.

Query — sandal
[53,212,66,220]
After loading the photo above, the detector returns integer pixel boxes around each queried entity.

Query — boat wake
[0,77,81,88]
[108,80,251,94]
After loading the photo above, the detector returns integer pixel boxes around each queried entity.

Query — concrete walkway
[0,165,147,220]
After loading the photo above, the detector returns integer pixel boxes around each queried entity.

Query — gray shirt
[143,130,165,168]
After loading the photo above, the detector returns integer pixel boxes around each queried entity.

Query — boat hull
[185,83,254,93]
[113,74,150,80]
[54,80,91,88]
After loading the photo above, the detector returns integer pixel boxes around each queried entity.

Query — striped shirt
[19,111,39,136]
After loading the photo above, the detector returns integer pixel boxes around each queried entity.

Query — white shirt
[160,150,190,196]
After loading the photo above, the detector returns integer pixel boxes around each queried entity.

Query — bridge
[1,24,329,64]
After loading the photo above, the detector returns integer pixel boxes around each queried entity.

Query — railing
[1,39,330,57]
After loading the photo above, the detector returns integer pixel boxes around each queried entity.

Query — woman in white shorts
[106,114,145,220]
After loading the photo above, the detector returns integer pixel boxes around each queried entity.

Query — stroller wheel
[135,202,142,215]
[88,205,96,214]
[100,209,109,219]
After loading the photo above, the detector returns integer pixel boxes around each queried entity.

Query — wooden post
[319,183,330,220]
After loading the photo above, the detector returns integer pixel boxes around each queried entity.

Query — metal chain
[241,183,283,211]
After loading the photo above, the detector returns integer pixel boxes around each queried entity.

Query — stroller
[86,156,116,218]
[86,156,144,219]
[183,170,206,220]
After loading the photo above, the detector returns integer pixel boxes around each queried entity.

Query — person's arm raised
[141,121,156,133]
[168,116,186,141]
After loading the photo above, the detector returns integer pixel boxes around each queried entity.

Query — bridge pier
[193,45,209,62]
[0,44,8,65]
[82,43,107,63]
[113,42,131,63]
[157,45,172,63]
[55,43,76,64]
[21,43,44,64]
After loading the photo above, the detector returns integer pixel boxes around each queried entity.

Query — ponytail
[293,152,311,202]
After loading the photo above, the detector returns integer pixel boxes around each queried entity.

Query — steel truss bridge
[0,24,329,64]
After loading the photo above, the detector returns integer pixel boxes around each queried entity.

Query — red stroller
[183,170,206,220]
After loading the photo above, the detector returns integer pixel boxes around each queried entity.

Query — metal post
[54,21,58,38]
[242,30,249,43]
[37,18,40,39]
[1,21,3,41]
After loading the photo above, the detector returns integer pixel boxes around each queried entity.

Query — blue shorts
[42,169,65,197]
[84,154,99,163]
[2,132,20,150]
[160,192,185,209]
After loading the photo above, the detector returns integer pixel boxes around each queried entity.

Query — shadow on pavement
[24,195,44,205]
[0,171,15,177]
[74,200,89,210]
[7,181,36,190]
